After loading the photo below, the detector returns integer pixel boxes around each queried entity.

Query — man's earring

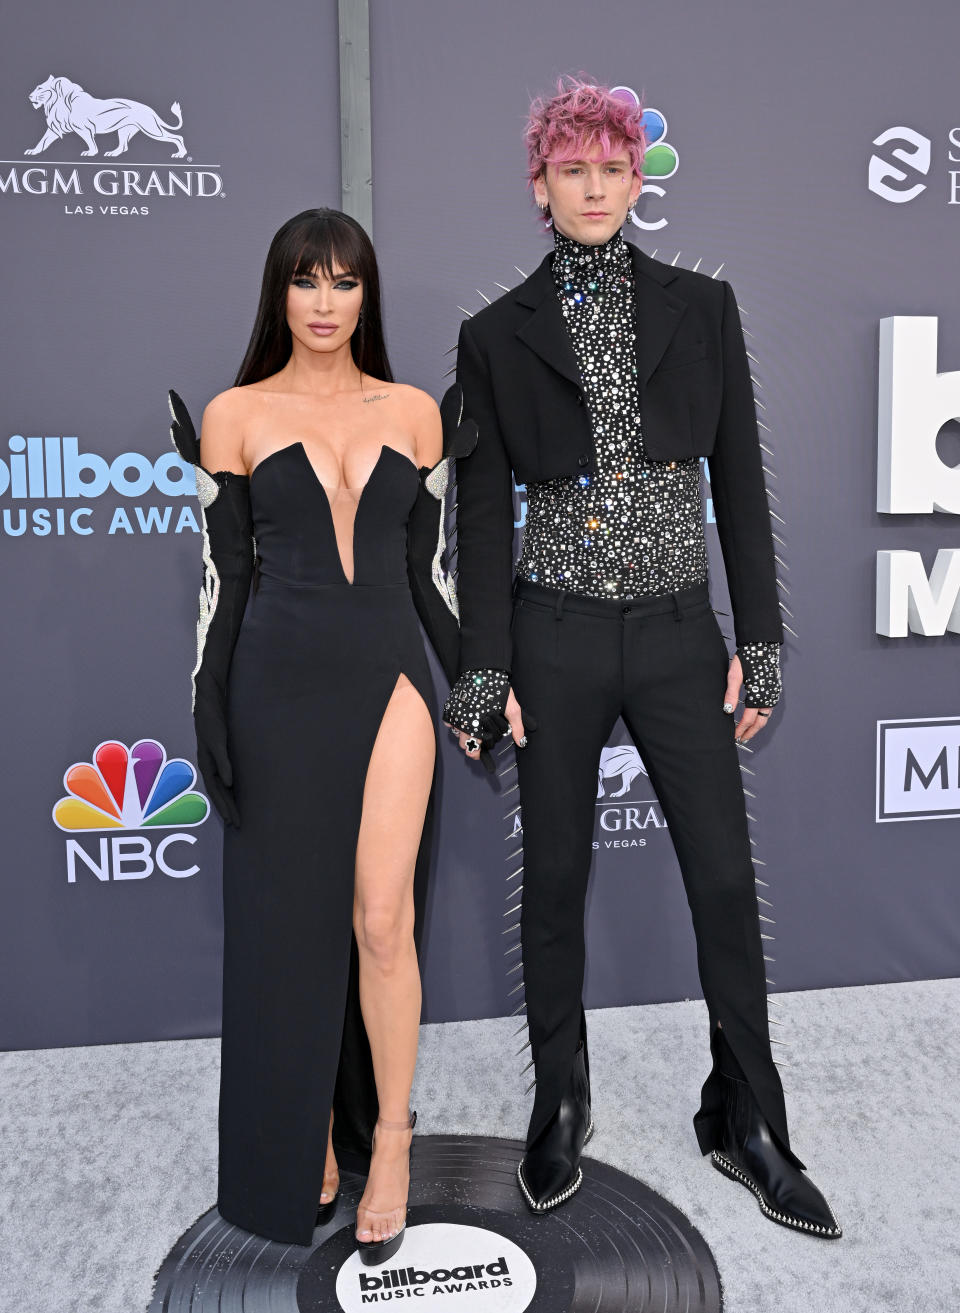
[626,203,636,223]
[537,199,547,211]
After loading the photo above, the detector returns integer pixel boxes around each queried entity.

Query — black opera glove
[407,379,480,685]
[737,641,782,710]
[169,389,254,827]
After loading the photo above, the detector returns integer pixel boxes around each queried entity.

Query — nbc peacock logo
[53,738,209,883]
[609,86,680,231]
[54,738,208,831]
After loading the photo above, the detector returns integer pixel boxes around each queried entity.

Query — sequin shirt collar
[551,226,632,292]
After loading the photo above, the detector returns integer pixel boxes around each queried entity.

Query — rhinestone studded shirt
[513,227,780,706]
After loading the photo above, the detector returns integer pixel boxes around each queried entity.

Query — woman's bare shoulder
[200,387,250,473]
[387,383,442,466]
[387,382,440,419]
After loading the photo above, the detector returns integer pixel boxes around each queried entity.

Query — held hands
[442,672,535,773]
[455,687,530,768]
[723,653,772,745]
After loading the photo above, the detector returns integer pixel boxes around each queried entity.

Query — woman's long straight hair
[234,208,393,387]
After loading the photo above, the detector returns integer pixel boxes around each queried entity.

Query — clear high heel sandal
[356,1110,417,1266]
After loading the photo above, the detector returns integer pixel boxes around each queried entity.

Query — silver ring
[517,735,528,748]
[465,737,481,753]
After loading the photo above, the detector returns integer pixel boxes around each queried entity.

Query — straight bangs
[291,217,367,283]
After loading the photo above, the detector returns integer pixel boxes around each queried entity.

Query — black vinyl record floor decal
[149,1135,721,1313]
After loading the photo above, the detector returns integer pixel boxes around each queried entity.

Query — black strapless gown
[216,441,436,1245]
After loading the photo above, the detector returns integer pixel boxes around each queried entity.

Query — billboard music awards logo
[874,318,958,824]
[0,433,199,537]
[875,316,960,637]
[0,73,225,216]
[53,738,209,882]
[868,123,960,205]
[334,1223,537,1311]
[594,744,667,849]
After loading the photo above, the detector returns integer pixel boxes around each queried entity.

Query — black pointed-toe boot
[711,1072,842,1238]
[517,1043,593,1213]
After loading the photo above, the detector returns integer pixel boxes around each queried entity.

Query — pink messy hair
[525,75,645,198]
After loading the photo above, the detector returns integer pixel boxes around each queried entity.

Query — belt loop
[555,589,566,621]
[672,592,683,622]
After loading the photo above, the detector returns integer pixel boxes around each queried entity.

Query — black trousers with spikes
[510,578,803,1168]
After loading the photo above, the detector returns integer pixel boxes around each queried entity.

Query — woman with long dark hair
[169,208,468,1262]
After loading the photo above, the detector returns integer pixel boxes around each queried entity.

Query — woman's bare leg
[320,1109,339,1205]
[352,674,434,1242]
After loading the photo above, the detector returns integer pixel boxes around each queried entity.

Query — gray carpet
[1,979,958,1313]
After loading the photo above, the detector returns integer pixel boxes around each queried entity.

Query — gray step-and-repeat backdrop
[0,0,340,1049]
[2,0,957,1050]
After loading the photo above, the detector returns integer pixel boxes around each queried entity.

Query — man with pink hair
[444,78,839,1237]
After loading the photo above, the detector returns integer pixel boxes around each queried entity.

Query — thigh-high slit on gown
[216,441,441,1246]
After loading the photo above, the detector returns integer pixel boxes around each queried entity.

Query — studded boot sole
[517,1119,595,1213]
[711,1151,842,1238]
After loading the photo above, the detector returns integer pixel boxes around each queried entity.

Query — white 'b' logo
[868,126,931,203]
[877,317,960,514]
[876,316,960,637]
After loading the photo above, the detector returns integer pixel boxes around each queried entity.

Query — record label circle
[332,1222,536,1311]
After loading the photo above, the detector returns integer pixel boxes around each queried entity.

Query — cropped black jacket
[454,241,783,670]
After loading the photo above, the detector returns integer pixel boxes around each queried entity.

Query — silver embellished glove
[737,641,782,710]
[443,668,511,737]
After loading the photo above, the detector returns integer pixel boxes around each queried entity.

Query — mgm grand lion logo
[597,745,650,799]
[25,75,187,159]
